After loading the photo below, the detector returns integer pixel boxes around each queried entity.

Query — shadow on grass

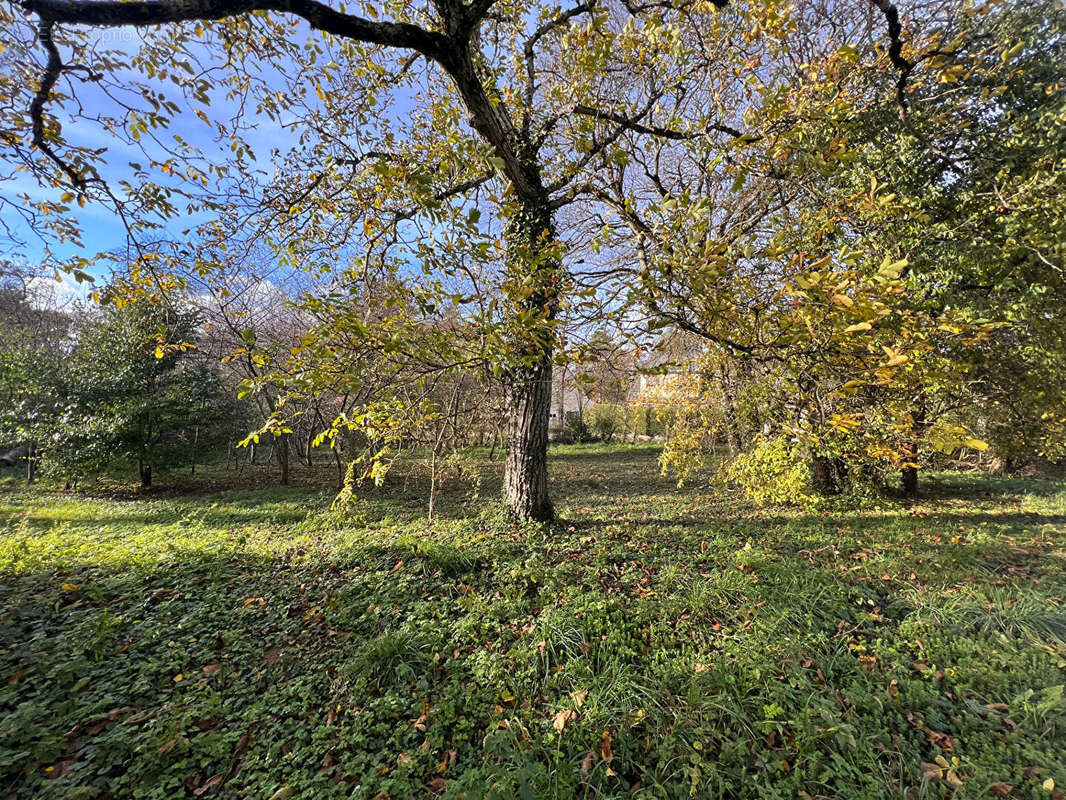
[1,501,326,532]
[911,472,1066,501]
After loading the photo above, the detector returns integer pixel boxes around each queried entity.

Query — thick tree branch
[867,0,914,113]
[21,0,450,59]
[572,103,756,143]
[29,20,85,189]
[19,0,550,203]
[620,0,726,13]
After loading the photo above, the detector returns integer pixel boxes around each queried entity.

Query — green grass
[2,444,1066,799]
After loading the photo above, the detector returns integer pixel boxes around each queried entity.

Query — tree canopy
[1,0,1064,505]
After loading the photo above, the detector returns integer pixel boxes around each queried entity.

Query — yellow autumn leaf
[844,322,872,333]
[61,583,79,591]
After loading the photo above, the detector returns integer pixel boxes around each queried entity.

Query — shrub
[721,435,813,506]
[589,404,624,443]
[563,411,593,443]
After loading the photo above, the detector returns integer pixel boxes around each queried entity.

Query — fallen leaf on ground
[599,729,613,762]
[553,708,577,733]
[193,775,222,796]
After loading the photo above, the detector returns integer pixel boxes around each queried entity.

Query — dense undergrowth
[2,444,1065,799]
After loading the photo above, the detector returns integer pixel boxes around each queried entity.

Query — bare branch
[572,103,756,143]
[22,0,449,59]
[867,0,914,113]
[522,2,597,135]
[29,21,85,189]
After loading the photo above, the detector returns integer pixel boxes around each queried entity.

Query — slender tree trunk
[139,459,152,489]
[428,444,441,522]
[901,405,925,499]
[333,446,344,491]
[719,362,742,458]
[278,433,290,486]
[26,442,36,484]
[901,459,918,498]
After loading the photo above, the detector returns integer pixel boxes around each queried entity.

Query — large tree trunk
[503,360,553,521]
[139,459,152,489]
[501,198,558,521]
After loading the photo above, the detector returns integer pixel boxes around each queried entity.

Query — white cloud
[24,273,91,309]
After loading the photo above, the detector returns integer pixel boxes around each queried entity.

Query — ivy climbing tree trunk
[501,198,559,522]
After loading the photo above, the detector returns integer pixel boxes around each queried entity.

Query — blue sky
[2,21,317,272]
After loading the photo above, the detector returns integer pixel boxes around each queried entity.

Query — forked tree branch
[867,0,914,112]
[29,20,86,188]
